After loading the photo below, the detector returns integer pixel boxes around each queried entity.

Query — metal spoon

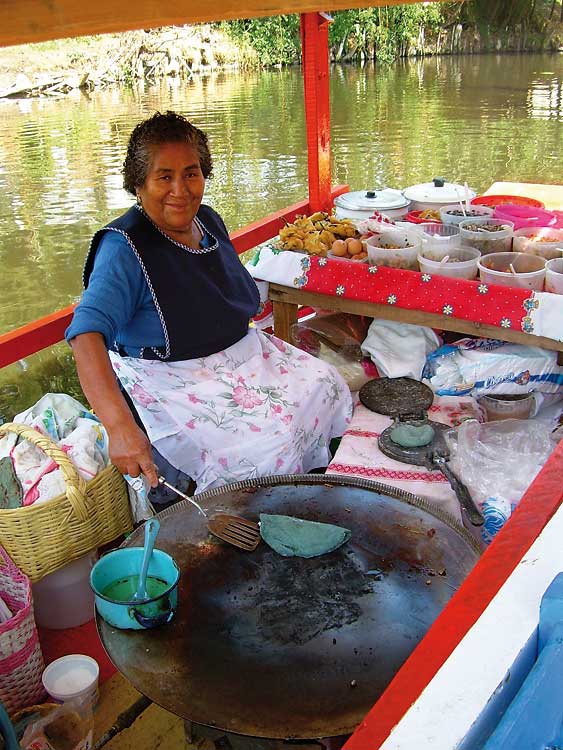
[132,518,160,602]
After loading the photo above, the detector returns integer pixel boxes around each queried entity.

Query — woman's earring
[136,193,142,206]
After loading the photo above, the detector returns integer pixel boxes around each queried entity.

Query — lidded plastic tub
[513,227,563,260]
[493,204,557,231]
[42,654,99,705]
[479,394,535,421]
[418,222,461,256]
[418,246,481,280]
[440,204,494,226]
[459,217,514,255]
[478,252,546,291]
[365,227,421,270]
[545,258,563,295]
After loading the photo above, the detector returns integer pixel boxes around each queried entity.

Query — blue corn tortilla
[259,514,352,558]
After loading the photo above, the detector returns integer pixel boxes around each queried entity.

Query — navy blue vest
[84,205,260,361]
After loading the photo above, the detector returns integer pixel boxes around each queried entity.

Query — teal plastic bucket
[90,548,180,630]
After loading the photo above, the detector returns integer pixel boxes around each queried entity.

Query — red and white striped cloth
[327,396,484,523]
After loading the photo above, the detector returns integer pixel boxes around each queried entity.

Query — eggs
[329,237,368,261]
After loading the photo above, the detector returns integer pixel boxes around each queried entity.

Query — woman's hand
[107,421,159,488]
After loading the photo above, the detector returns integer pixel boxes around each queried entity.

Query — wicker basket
[0,546,46,714]
[0,423,133,583]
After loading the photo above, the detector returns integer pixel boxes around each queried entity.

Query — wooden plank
[268,284,563,352]
[0,304,75,369]
[272,299,298,342]
[485,182,563,210]
[0,0,458,48]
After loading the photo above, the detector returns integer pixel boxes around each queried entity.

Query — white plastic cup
[545,258,563,295]
[42,654,100,706]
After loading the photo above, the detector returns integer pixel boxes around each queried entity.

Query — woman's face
[137,142,206,237]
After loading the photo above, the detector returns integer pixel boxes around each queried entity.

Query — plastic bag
[446,419,556,545]
[423,338,563,397]
[21,697,94,750]
[291,311,377,391]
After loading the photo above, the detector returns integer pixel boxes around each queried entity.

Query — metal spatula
[207,514,261,551]
[158,477,261,551]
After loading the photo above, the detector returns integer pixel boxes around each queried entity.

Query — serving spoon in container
[132,518,160,602]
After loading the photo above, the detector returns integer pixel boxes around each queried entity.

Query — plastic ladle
[132,517,160,602]
[439,255,450,267]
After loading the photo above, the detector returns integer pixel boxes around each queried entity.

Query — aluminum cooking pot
[403,177,476,212]
[90,547,180,630]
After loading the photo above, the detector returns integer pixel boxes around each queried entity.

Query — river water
[0,53,562,417]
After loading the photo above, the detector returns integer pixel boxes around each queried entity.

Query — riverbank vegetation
[0,0,561,94]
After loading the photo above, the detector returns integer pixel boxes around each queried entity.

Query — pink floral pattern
[110,329,352,492]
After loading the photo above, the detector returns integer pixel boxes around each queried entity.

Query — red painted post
[300,12,332,214]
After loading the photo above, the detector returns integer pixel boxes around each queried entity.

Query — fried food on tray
[277,212,358,255]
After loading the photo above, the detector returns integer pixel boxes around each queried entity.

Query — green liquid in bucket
[102,575,170,602]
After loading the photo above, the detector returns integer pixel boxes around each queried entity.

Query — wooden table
[269,181,563,360]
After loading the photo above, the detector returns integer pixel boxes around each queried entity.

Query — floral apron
[110,328,353,492]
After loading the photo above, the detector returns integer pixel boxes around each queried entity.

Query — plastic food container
[42,655,100,705]
[366,228,421,270]
[333,188,410,221]
[402,178,476,212]
[471,194,544,209]
[459,217,514,255]
[545,258,563,295]
[440,204,494,226]
[478,252,546,291]
[513,227,563,261]
[419,222,461,254]
[493,204,557,231]
[479,393,535,421]
[418,246,481,280]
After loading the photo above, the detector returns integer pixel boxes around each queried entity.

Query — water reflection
[0,53,561,417]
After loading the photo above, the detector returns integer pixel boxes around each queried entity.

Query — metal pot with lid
[334,187,410,220]
[402,177,477,212]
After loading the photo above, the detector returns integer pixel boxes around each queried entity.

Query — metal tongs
[158,477,260,550]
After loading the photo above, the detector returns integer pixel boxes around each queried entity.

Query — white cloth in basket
[0,394,109,506]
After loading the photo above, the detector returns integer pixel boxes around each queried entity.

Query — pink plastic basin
[493,204,557,231]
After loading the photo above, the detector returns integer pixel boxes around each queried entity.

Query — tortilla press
[359,377,484,526]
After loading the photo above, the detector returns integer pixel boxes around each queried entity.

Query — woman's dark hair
[123,110,213,195]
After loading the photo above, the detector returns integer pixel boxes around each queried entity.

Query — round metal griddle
[359,377,434,420]
[97,474,480,740]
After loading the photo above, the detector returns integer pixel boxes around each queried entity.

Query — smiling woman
[65,110,353,501]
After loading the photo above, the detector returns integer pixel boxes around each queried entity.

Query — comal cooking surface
[97,475,479,739]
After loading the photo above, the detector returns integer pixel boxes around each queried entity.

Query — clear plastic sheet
[290,311,377,391]
[21,697,94,750]
[446,418,557,544]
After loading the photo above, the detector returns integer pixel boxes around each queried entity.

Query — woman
[66,111,352,496]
